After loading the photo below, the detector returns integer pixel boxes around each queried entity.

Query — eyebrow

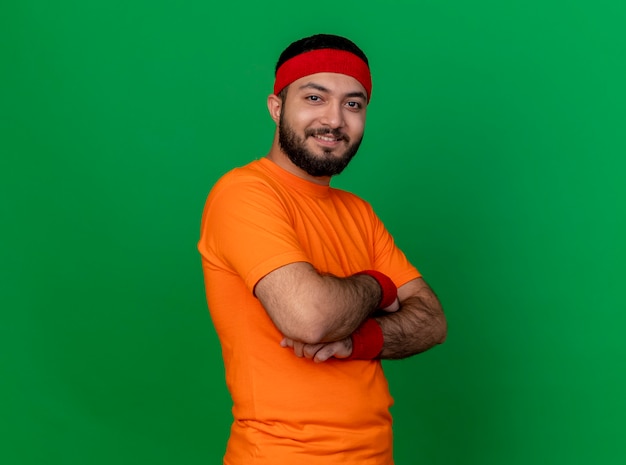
[298,82,367,101]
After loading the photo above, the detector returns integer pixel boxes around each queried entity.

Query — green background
[2,1,625,464]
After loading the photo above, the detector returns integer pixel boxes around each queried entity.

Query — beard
[278,111,363,178]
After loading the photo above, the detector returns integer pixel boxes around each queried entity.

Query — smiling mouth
[314,134,343,142]
[307,129,348,144]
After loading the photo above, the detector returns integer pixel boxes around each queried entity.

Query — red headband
[274,48,372,101]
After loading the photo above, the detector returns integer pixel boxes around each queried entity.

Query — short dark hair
[275,34,369,100]
[275,34,369,74]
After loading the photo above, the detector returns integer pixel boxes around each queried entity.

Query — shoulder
[211,159,273,193]
[207,160,282,207]
[201,160,297,232]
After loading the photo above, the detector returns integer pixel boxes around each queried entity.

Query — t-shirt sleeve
[199,177,310,292]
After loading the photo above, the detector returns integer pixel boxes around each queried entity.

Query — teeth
[316,135,338,141]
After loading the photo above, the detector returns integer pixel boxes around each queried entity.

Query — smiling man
[198,34,447,465]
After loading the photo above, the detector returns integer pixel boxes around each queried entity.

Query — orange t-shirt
[198,158,421,465]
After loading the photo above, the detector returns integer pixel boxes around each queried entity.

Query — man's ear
[267,94,282,124]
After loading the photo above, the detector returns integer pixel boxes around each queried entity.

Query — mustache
[305,127,349,142]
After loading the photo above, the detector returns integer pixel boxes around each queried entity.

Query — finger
[280,337,294,348]
[315,338,353,362]
[302,343,325,360]
[333,339,353,359]
[313,344,336,363]
[294,341,306,358]
[382,297,400,312]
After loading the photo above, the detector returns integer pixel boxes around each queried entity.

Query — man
[198,33,446,465]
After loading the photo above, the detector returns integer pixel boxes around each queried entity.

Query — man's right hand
[280,336,353,363]
[382,297,400,312]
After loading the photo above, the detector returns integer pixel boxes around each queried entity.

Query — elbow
[290,311,334,345]
[281,302,338,344]
[301,297,360,343]
[436,315,448,344]
[289,328,326,345]
[282,322,328,345]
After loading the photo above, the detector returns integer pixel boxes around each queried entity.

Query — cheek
[299,108,325,128]
[284,107,318,131]
[346,113,366,136]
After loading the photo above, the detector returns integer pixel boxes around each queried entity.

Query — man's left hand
[280,336,353,362]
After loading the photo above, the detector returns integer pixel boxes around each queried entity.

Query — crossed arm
[374,277,447,359]
[254,262,447,362]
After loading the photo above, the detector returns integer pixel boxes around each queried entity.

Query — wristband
[346,318,384,360]
[354,270,397,309]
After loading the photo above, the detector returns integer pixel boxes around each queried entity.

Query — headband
[274,48,372,101]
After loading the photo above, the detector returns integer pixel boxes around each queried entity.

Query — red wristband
[346,318,384,360]
[355,270,397,309]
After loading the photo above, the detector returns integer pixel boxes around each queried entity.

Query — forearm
[281,292,446,362]
[374,288,447,360]
[279,277,446,361]
[255,263,383,344]
[312,273,383,342]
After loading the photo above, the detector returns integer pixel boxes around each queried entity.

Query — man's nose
[319,103,345,129]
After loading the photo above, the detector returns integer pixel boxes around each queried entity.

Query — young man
[198,34,446,465]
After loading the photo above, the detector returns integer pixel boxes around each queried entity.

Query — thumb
[381,297,400,312]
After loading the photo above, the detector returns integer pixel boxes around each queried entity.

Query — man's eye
[307,95,321,102]
[346,101,361,109]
